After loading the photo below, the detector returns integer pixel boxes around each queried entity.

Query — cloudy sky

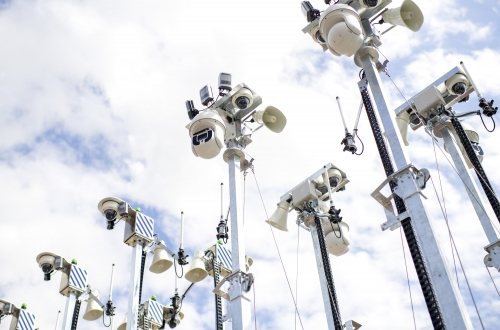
[1,0,499,329]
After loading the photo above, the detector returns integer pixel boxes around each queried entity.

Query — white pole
[126,243,143,330]
[61,293,77,330]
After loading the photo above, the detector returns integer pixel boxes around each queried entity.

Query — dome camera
[319,4,364,57]
[445,73,470,96]
[327,168,343,188]
[36,252,62,281]
[98,197,126,230]
[231,87,254,110]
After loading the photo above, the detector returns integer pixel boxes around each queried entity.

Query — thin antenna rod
[55,310,61,330]
[336,96,349,134]
[180,211,184,249]
[353,100,364,131]
[108,263,115,301]
[460,61,482,99]
[220,183,224,219]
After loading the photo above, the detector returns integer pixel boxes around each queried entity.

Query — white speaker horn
[117,317,127,330]
[83,296,104,321]
[395,111,410,146]
[252,106,287,133]
[266,201,290,231]
[382,0,424,32]
[149,246,174,274]
[185,251,208,283]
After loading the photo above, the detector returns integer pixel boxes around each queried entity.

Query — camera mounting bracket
[371,164,429,231]
[484,239,500,271]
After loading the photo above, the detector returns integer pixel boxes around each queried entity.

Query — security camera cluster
[267,163,351,256]
[1,196,243,330]
[94,197,244,330]
[297,1,499,329]
[185,73,287,160]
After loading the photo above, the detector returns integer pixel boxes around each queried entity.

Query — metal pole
[226,133,252,329]
[441,128,499,243]
[359,51,473,329]
[61,293,77,330]
[127,242,143,330]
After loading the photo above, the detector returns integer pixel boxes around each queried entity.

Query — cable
[138,250,147,304]
[253,278,258,330]
[250,168,305,330]
[295,222,300,330]
[313,215,343,330]
[353,129,365,155]
[428,175,486,329]
[485,266,500,298]
[431,140,460,286]
[71,299,82,330]
[399,227,418,330]
[479,111,496,132]
[451,118,500,224]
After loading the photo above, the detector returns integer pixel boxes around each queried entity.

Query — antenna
[460,61,498,117]
[216,183,229,243]
[55,310,61,330]
[176,212,188,266]
[105,263,116,321]
[336,96,358,154]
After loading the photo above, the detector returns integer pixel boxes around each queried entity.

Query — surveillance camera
[327,168,343,188]
[445,73,470,96]
[319,4,364,57]
[232,87,254,110]
[36,252,64,281]
[98,197,126,230]
[186,109,226,159]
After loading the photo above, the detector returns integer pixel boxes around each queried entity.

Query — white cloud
[0,1,499,330]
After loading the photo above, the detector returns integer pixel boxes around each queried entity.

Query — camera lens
[41,263,53,274]
[409,113,421,126]
[235,96,250,109]
[104,209,117,221]
[315,31,326,44]
[452,82,466,95]
[364,0,378,7]
[329,176,340,187]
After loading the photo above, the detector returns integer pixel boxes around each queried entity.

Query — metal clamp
[484,239,500,271]
[212,271,253,301]
[371,164,429,231]
[223,147,254,171]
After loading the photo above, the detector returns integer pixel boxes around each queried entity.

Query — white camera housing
[98,196,126,220]
[277,163,348,211]
[445,73,470,96]
[186,109,227,159]
[395,65,475,139]
[319,4,364,57]
[231,87,254,110]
